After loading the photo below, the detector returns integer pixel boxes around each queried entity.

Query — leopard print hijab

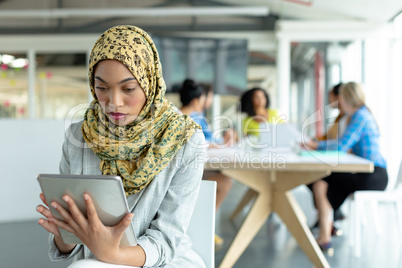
[82,25,200,196]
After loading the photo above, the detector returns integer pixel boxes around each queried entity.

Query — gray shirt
[48,121,206,268]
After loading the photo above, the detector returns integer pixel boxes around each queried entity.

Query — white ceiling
[0,0,401,35]
[222,0,402,22]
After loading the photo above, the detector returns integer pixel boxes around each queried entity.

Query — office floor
[1,182,401,268]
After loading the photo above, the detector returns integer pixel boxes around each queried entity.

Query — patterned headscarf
[82,25,200,196]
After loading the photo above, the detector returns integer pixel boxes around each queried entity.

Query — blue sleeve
[201,122,213,143]
[317,109,367,152]
[190,113,213,143]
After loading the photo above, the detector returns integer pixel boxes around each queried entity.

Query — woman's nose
[108,89,124,108]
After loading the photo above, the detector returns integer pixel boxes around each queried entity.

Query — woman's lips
[109,112,127,120]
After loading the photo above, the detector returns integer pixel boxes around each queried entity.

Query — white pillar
[28,48,36,119]
[212,94,221,133]
[212,40,227,134]
[39,75,47,118]
[276,38,290,119]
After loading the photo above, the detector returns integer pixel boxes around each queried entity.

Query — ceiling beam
[0,14,277,35]
[0,22,274,35]
[0,7,269,18]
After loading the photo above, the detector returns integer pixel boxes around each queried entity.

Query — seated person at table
[318,82,349,141]
[36,25,206,267]
[239,87,285,138]
[309,83,349,229]
[303,82,388,254]
[179,78,237,247]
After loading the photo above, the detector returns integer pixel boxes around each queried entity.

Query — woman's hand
[37,193,76,253]
[47,193,134,263]
[37,193,61,237]
[223,128,239,147]
[301,140,319,150]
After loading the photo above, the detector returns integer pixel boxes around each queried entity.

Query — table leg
[230,188,257,221]
[219,170,272,268]
[219,191,272,268]
[274,191,330,268]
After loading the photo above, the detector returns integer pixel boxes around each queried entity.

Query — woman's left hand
[301,140,319,150]
[48,194,134,263]
[223,128,239,146]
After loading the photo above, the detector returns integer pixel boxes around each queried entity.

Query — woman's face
[204,91,213,110]
[196,94,207,112]
[94,60,147,126]
[328,90,339,109]
[338,95,353,115]
[252,90,267,110]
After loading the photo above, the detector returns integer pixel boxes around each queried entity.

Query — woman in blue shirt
[180,79,213,142]
[304,82,388,254]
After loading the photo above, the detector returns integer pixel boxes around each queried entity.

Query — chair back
[395,158,402,190]
[187,180,217,268]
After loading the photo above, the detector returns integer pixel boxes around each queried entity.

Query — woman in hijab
[36,25,206,267]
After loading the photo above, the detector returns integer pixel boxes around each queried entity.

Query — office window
[153,36,248,96]
[340,41,363,83]
[35,53,88,119]
[0,52,28,118]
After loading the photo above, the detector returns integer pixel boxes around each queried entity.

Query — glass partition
[0,52,28,118]
[35,53,88,120]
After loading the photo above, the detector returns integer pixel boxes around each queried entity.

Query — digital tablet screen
[37,174,137,246]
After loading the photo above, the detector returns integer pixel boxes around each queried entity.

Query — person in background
[36,25,206,267]
[180,79,213,142]
[310,83,348,232]
[179,78,236,247]
[303,82,388,255]
[318,83,349,141]
[239,87,284,138]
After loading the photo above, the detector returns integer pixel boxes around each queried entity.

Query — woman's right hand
[301,140,319,150]
[37,193,76,253]
[37,193,61,237]
[223,128,238,146]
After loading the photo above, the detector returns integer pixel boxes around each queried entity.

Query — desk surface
[205,147,374,173]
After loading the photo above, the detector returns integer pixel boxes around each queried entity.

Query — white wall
[363,37,402,187]
[0,120,66,223]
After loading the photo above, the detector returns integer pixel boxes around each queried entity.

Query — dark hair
[179,79,206,107]
[200,82,213,95]
[239,87,270,117]
[332,83,343,96]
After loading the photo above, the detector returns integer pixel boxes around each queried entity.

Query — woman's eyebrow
[94,76,107,84]
[118,77,137,84]
[94,76,136,84]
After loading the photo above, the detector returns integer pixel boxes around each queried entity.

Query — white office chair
[349,159,402,257]
[187,180,217,268]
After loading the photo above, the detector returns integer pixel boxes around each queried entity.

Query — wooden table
[205,147,374,268]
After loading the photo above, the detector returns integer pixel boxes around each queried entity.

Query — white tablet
[37,174,137,246]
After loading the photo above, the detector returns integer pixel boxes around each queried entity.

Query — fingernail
[63,196,69,202]
[83,194,89,200]
[127,214,134,221]
[36,206,41,212]
[51,202,57,209]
